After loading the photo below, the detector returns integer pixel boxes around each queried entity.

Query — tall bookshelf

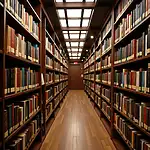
[0,0,68,150]
[84,0,150,149]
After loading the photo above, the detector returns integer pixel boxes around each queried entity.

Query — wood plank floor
[40,90,116,150]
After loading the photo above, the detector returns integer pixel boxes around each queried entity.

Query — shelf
[114,55,150,68]
[95,81,111,87]
[5,53,41,67]
[46,66,54,71]
[46,49,54,58]
[26,128,41,150]
[101,66,111,71]
[101,28,111,43]
[46,82,55,87]
[114,107,150,138]
[46,96,53,105]
[24,0,41,22]
[114,86,150,98]
[101,95,111,105]
[84,70,95,75]
[101,109,111,122]
[84,79,94,82]
[5,87,41,100]
[114,14,150,47]
[5,109,41,143]
[6,10,40,44]
[101,47,112,58]
[54,79,68,85]
[114,125,133,150]
[114,0,135,26]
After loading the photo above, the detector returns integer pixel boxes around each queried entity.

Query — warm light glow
[55,0,63,2]
[69,31,80,34]
[63,31,68,34]
[78,53,81,56]
[80,34,86,39]
[90,35,94,39]
[66,0,83,2]
[67,48,71,51]
[67,9,82,18]
[72,48,78,52]
[79,48,82,51]
[72,53,78,56]
[83,9,92,18]
[80,42,84,46]
[60,19,67,27]
[86,49,88,51]
[66,42,70,46]
[70,34,79,39]
[71,42,79,46]
[69,53,72,56]
[68,19,81,27]
[82,19,89,27]
[57,9,65,18]
[64,34,69,39]
[81,31,87,34]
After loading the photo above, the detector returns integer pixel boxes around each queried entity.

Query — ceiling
[42,0,115,60]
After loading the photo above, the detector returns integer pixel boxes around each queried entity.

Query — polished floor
[40,90,116,150]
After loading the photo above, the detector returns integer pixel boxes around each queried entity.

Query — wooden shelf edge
[5,109,41,143]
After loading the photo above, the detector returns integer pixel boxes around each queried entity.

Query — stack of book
[6,1,39,39]
[46,37,53,54]
[95,84,101,95]
[102,37,111,54]
[46,102,53,120]
[102,88,110,102]
[102,55,111,68]
[102,100,111,120]
[102,71,111,84]
[96,61,101,71]
[54,74,60,82]
[6,116,40,150]
[114,64,150,93]
[5,67,39,95]
[45,72,53,84]
[4,94,39,138]
[96,74,100,82]
[45,88,53,104]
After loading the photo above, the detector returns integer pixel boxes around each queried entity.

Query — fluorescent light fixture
[86,49,88,51]
[86,0,95,1]
[64,34,69,39]
[81,31,87,34]
[71,57,78,59]
[69,53,72,56]
[78,53,81,56]
[82,19,89,27]
[66,0,83,2]
[72,53,78,56]
[57,9,65,18]
[79,48,82,51]
[71,42,78,46]
[67,9,82,18]
[70,34,79,39]
[80,42,84,46]
[90,35,94,39]
[63,31,68,34]
[68,19,81,27]
[60,19,67,27]
[69,31,80,34]
[72,48,78,52]
[83,9,92,18]
[66,42,70,46]
[55,0,63,2]
[67,48,71,51]
[80,34,86,39]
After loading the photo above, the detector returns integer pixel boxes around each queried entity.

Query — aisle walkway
[40,90,116,150]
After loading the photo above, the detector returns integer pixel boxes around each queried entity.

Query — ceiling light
[80,34,86,39]
[72,48,78,52]
[72,53,78,56]
[64,34,69,39]
[68,48,71,51]
[67,9,82,18]
[66,42,70,46]
[71,42,78,46]
[83,9,92,18]
[57,9,65,18]
[68,19,81,27]
[80,42,84,46]
[69,31,80,34]
[55,0,63,2]
[63,31,68,34]
[81,31,87,34]
[69,53,72,56]
[70,34,79,39]
[60,19,67,27]
[79,48,82,51]
[66,0,82,2]
[78,53,81,56]
[82,19,89,27]
[86,49,88,51]
[90,35,94,39]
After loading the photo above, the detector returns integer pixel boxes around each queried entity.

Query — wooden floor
[40,90,116,150]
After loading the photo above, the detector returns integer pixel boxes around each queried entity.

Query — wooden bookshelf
[83,0,150,149]
[0,0,68,149]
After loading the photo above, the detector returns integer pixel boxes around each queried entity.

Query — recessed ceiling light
[90,35,94,39]
[86,49,88,51]
[57,9,65,18]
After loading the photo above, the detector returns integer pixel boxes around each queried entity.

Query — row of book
[114,113,150,150]
[6,116,40,150]
[5,67,39,95]
[45,87,53,104]
[6,25,39,63]
[102,18,112,40]
[46,36,53,54]
[96,61,101,71]
[54,85,59,96]
[114,65,150,93]
[60,74,68,81]
[95,95,101,107]
[46,102,53,120]
[46,55,53,69]
[102,87,110,102]
[114,92,150,131]
[89,55,95,66]
[4,94,39,138]
[96,74,100,82]
[102,37,111,54]
[115,0,150,43]
[84,62,88,69]
[54,61,61,71]
[102,100,111,120]
[96,49,101,60]
[102,72,111,85]
[6,0,39,39]
[115,0,132,21]
[95,84,101,95]
[102,55,111,68]
[89,65,94,72]
[115,26,150,65]
[45,72,53,84]
[54,74,59,82]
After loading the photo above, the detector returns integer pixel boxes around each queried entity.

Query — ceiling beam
[62,27,88,31]
[65,39,85,42]
[55,2,95,9]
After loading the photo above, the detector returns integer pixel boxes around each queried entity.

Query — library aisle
[40,90,116,150]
